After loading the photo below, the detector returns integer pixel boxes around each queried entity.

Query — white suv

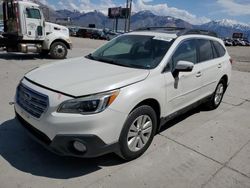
[15,28,232,160]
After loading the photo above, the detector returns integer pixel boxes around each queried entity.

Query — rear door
[24,7,45,40]
[164,39,203,115]
[197,39,224,98]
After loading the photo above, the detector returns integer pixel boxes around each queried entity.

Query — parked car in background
[243,39,250,46]
[224,38,233,46]
[104,30,120,40]
[68,27,79,37]
[0,22,4,35]
[91,30,106,40]
[76,28,94,38]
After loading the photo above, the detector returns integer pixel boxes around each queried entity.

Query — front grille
[16,83,49,118]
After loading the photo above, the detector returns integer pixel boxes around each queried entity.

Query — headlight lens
[57,90,119,114]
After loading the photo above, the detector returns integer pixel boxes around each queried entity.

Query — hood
[25,57,149,97]
[45,22,69,37]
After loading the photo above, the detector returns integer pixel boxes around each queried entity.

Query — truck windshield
[88,35,173,69]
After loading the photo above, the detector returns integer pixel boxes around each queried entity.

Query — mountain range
[50,8,250,39]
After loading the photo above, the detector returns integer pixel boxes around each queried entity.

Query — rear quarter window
[212,41,226,58]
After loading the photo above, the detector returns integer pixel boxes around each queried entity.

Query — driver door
[164,39,203,115]
[24,7,45,40]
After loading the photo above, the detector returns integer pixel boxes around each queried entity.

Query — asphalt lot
[0,37,250,188]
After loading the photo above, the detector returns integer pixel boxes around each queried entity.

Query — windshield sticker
[153,36,173,42]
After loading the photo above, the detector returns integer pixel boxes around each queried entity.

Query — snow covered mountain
[197,19,250,38]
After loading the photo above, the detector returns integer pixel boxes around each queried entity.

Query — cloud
[133,0,210,25]
[217,0,250,16]
[55,0,116,14]
[50,0,210,25]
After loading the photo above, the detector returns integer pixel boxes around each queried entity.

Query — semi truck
[0,0,72,59]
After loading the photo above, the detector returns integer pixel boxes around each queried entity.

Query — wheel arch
[130,98,161,130]
[50,39,71,49]
[220,74,229,91]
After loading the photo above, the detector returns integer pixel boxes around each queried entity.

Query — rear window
[26,8,41,19]
[212,41,226,58]
[198,39,213,63]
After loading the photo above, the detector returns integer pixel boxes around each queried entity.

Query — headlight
[57,90,119,114]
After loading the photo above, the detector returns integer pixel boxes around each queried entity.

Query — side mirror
[37,26,43,36]
[175,60,194,72]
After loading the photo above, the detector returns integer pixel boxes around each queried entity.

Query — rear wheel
[50,42,68,59]
[119,105,157,161]
[206,79,226,110]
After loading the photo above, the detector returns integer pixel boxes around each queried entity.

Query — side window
[26,8,41,19]
[171,39,197,70]
[198,39,213,62]
[213,41,226,58]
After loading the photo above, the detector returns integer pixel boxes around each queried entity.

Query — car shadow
[0,118,124,179]
[0,104,211,179]
[0,52,53,60]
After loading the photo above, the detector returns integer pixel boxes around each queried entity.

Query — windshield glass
[88,35,173,69]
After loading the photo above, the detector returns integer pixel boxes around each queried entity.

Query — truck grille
[16,83,49,118]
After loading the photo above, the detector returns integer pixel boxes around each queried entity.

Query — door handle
[196,71,202,77]
[218,63,222,68]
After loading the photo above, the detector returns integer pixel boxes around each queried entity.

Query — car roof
[127,31,178,39]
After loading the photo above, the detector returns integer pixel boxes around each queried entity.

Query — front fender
[109,73,166,118]
[43,33,72,50]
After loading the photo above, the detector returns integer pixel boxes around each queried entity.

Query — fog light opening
[72,140,86,153]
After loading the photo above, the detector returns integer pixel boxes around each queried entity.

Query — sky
[40,0,250,25]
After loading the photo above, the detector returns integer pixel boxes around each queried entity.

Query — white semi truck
[0,0,72,59]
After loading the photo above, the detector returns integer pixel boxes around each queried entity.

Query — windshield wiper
[85,53,96,60]
[127,64,150,69]
[96,57,117,64]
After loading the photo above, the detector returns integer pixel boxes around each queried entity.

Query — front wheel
[119,105,157,161]
[50,42,68,59]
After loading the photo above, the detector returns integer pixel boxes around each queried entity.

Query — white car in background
[15,28,232,160]
[0,22,4,35]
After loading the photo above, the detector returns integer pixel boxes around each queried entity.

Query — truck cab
[1,0,72,59]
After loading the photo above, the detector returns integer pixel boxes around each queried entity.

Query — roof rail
[181,29,218,37]
[135,27,218,38]
[135,26,186,31]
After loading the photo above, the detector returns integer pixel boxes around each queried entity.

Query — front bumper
[16,112,119,157]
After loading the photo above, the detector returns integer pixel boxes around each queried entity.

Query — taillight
[229,58,233,64]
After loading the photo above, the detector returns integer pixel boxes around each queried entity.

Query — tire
[49,42,68,59]
[119,105,157,161]
[206,79,226,110]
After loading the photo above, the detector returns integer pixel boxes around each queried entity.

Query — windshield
[87,35,173,69]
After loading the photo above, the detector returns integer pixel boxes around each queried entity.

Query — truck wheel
[119,105,157,161]
[50,42,68,59]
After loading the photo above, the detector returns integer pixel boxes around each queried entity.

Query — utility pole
[124,0,129,32]
[128,0,132,32]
